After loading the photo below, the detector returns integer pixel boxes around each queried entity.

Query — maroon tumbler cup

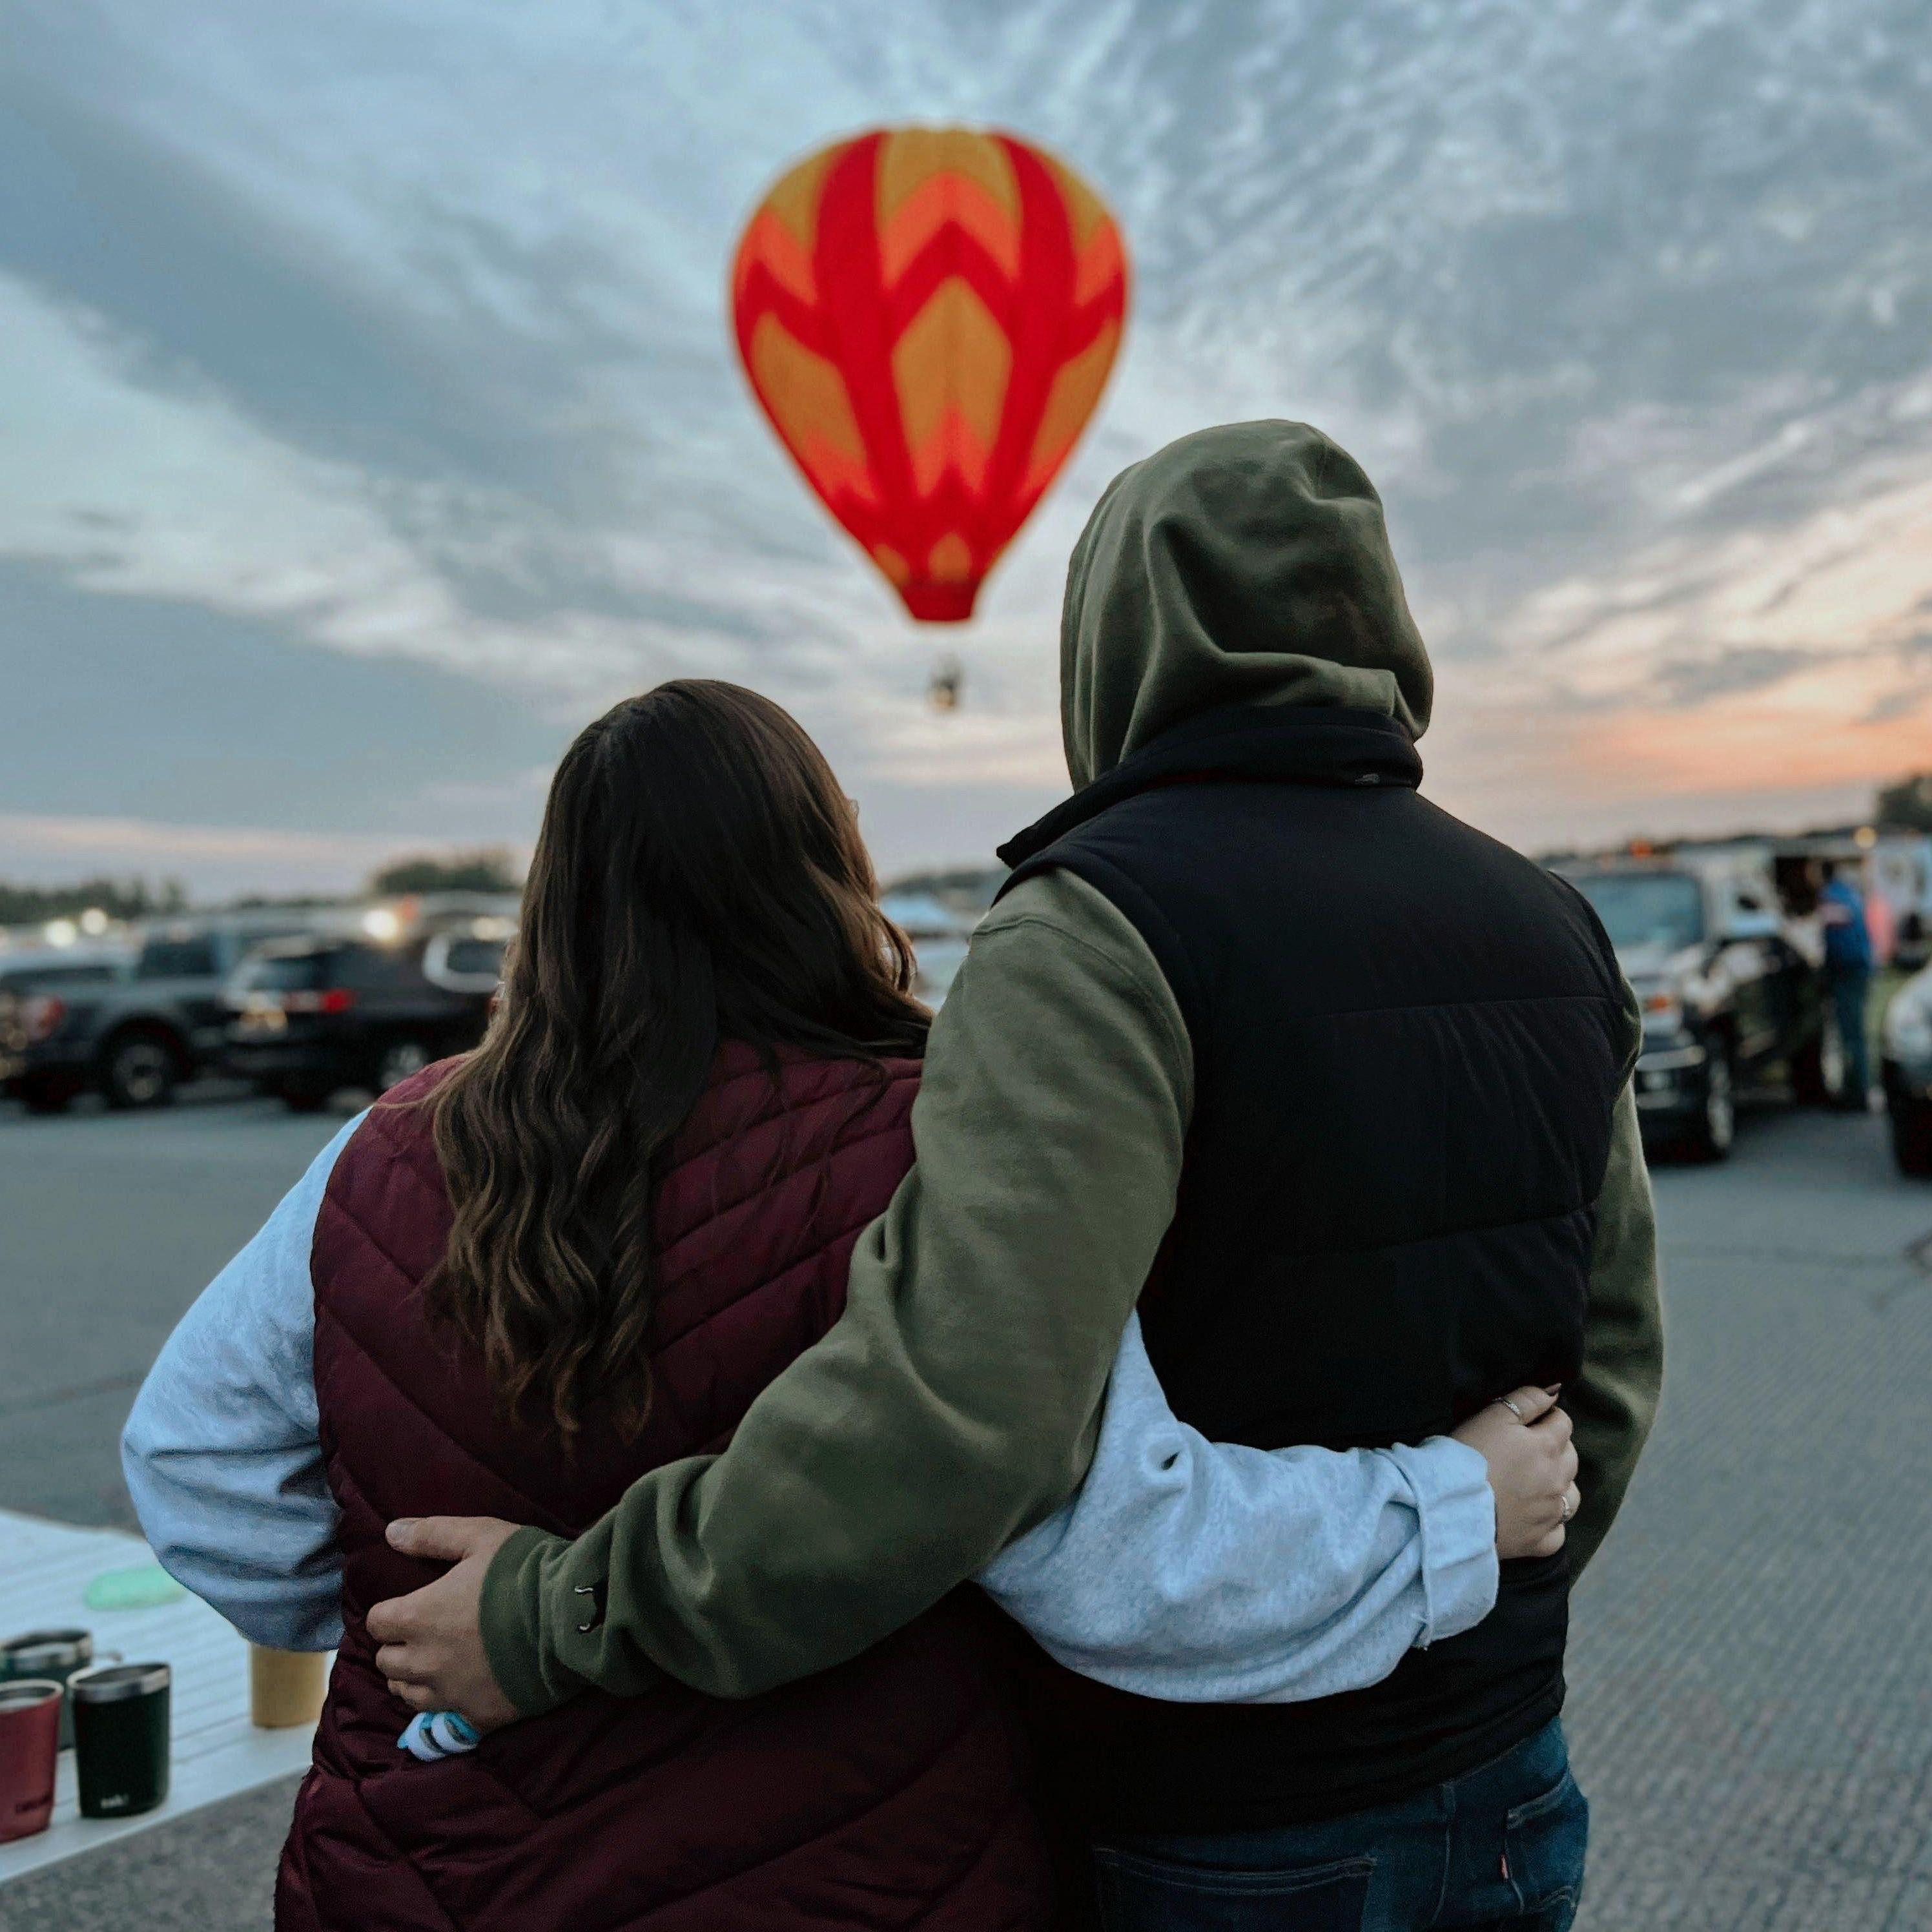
[0,1679,63,1843]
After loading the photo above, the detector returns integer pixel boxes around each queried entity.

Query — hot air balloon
[731,126,1129,624]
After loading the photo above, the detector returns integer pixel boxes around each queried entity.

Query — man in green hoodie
[375,422,1660,1929]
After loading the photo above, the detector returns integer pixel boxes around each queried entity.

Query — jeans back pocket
[1503,1767,1589,1926]
[1094,1847,1373,1931]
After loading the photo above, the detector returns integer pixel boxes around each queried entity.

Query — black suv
[225,922,508,1110]
[0,948,133,1111]
[0,918,314,1112]
[1557,857,1826,1160]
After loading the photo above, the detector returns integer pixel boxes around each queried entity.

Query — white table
[0,1509,321,1882]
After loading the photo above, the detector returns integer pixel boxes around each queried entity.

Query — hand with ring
[1452,1385,1581,1560]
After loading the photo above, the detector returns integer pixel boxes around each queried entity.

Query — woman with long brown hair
[125,680,1571,1930]
[424,678,930,1444]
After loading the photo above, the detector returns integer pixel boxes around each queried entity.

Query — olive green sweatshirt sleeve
[1561,982,1664,1578]
[480,867,1193,1713]
[481,903,1662,1712]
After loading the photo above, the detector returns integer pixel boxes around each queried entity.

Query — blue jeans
[1092,1718,1587,1931]
[1829,966,1872,1104]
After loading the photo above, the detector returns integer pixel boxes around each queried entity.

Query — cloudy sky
[5,0,1931,895]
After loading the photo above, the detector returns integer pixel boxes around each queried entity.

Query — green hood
[1059,420,1434,788]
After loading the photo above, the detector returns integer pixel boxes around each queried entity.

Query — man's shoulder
[943,867,1192,1094]
[979,865,1129,946]
[974,867,1179,1007]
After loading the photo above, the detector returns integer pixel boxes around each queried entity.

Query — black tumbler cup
[70,1662,170,1820]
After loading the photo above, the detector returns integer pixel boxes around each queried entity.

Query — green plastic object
[83,1564,187,1612]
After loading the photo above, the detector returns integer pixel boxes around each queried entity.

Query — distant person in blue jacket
[1818,859,1875,1107]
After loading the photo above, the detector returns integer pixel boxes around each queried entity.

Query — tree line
[8,781,1932,930]
[1,850,522,926]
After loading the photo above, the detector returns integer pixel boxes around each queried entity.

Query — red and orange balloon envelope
[732,127,1129,623]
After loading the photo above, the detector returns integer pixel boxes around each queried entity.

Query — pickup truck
[1555,856,1827,1160]
[0,916,315,1113]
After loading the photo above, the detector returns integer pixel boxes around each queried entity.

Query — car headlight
[1638,986,1684,1036]
[1886,980,1932,1061]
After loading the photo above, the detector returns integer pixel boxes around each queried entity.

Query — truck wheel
[1685,1049,1736,1163]
[102,1031,181,1110]
[272,1078,333,1114]
[1893,1099,1932,1178]
[18,1074,76,1116]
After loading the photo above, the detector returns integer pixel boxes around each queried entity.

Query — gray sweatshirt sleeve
[120,1113,361,1651]
[980,1312,1497,1700]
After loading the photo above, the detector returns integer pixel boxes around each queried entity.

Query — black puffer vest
[997,705,1630,1834]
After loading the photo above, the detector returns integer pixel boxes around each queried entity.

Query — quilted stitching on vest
[279,1045,1055,1932]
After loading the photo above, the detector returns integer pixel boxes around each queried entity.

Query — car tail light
[20,994,66,1042]
[282,988,356,1014]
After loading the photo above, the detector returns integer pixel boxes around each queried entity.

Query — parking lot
[0,1086,344,1532]
[3,1086,1931,1931]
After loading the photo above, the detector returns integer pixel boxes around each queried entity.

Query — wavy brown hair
[424,680,929,1437]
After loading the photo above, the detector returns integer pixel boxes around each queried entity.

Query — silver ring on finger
[1494,1395,1526,1423]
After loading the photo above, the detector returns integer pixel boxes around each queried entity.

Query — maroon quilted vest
[278,1044,1057,1932]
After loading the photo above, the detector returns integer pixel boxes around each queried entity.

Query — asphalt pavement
[0,1085,347,1530]
[1,1085,1928,1931]
[1565,1100,1932,1932]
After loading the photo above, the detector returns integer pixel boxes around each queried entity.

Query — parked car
[1882,963,1932,1177]
[0,918,316,1112]
[0,947,135,1112]
[1556,856,1826,1161]
[224,920,509,1110]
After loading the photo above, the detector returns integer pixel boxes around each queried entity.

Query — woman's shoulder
[714,1039,918,1097]
[323,1056,471,1202]
[681,1042,919,1155]
[345,1055,466,1146]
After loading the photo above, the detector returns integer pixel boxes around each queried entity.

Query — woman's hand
[1452,1387,1579,1560]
